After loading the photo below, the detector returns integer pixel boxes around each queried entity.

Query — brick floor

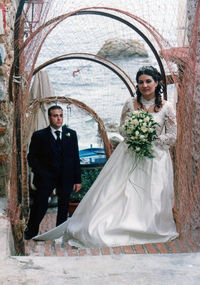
[24,212,200,257]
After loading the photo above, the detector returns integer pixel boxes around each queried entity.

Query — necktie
[55,130,61,141]
[55,131,62,148]
[54,131,62,169]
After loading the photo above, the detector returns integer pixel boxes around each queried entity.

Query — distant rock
[97,38,148,59]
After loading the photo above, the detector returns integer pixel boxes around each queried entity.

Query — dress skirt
[34,141,178,248]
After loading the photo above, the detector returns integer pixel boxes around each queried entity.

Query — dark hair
[48,105,63,116]
[136,66,164,111]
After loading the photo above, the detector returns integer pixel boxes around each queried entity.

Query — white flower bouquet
[122,110,159,159]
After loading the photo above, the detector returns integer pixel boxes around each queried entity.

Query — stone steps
[24,239,200,257]
[24,212,200,257]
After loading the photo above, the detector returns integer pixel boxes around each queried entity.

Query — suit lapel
[62,125,71,155]
[46,125,71,156]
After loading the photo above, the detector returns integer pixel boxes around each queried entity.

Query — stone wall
[174,0,200,241]
[0,1,18,196]
[187,0,198,43]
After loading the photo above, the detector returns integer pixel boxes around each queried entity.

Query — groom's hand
[73,184,82,193]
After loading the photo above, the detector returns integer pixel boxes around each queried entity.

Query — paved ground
[11,253,200,285]
[24,208,200,257]
[0,200,200,284]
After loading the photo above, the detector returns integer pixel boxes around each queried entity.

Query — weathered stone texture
[97,38,148,59]
[0,1,16,196]
[187,0,199,43]
[174,0,200,241]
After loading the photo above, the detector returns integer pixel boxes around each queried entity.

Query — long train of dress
[33,98,179,248]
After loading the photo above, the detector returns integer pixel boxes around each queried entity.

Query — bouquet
[122,110,159,159]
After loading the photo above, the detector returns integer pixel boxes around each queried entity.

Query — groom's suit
[26,124,81,237]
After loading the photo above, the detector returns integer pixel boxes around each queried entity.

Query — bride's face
[137,74,158,100]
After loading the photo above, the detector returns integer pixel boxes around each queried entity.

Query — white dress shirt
[50,126,62,140]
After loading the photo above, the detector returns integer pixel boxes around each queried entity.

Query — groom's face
[49,109,63,129]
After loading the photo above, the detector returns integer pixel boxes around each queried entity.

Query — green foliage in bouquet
[122,110,159,159]
[69,167,102,203]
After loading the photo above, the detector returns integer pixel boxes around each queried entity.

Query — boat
[79,146,106,167]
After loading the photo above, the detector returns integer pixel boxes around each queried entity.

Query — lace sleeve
[119,98,132,136]
[155,102,177,150]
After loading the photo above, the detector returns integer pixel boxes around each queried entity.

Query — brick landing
[24,212,200,257]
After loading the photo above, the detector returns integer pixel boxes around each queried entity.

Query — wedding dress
[34,97,179,247]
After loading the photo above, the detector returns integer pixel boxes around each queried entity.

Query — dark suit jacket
[27,125,81,194]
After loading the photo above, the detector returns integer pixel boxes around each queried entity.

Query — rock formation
[97,38,148,59]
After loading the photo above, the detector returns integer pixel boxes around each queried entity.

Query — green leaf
[70,167,102,202]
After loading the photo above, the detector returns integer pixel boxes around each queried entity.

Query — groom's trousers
[27,178,70,236]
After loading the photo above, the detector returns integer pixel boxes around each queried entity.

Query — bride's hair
[135,66,164,112]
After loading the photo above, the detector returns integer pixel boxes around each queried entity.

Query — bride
[33,66,179,247]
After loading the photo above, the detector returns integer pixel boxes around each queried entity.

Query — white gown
[34,97,179,247]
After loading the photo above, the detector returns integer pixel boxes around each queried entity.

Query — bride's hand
[73,183,82,192]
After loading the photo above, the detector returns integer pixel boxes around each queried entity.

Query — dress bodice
[119,97,177,150]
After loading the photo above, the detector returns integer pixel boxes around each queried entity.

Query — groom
[24,105,81,240]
